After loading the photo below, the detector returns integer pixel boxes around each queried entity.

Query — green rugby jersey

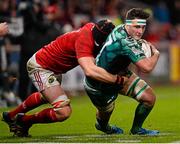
[86,24,146,90]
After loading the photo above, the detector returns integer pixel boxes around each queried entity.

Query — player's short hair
[92,19,115,47]
[126,8,150,20]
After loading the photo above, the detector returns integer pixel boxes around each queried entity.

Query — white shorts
[27,54,62,92]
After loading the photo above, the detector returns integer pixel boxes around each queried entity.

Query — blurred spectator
[43,0,73,27]
[0,0,62,102]
[9,0,60,100]
[166,0,180,25]
[169,24,180,41]
[0,22,9,36]
[145,21,171,43]
[43,0,62,22]
[0,0,21,107]
[0,0,180,105]
[153,1,170,23]
[43,0,62,41]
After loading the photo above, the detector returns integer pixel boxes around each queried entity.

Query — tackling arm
[78,57,124,84]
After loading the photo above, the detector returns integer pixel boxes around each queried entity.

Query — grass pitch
[0,85,180,143]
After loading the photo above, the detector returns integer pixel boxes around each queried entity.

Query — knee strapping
[52,95,70,111]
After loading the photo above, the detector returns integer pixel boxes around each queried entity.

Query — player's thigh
[138,87,156,106]
[84,83,117,112]
[119,72,151,101]
[87,90,116,113]
[42,84,66,103]
[27,54,67,104]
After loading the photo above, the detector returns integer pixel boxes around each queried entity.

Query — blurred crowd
[0,0,180,107]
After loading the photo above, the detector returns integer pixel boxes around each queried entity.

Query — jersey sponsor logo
[48,76,55,84]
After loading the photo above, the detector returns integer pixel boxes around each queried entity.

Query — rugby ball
[141,40,152,58]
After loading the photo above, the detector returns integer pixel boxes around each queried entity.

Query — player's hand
[0,22,9,36]
[149,43,160,56]
[115,75,128,86]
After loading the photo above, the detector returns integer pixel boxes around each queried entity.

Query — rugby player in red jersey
[2,20,125,137]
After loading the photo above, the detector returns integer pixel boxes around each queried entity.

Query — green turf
[0,85,180,143]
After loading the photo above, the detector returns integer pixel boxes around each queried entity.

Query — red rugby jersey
[35,23,95,74]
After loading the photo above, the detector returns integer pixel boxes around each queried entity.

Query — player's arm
[0,22,9,36]
[135,44,160,73]
[78,57,124,84]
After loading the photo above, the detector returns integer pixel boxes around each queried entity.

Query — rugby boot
[1,112,16,132]
[95,123,123,134]
[130,127,159,136]
[13,113,32,137]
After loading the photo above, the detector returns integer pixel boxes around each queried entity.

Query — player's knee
[55,105,72,121]
[140,90,156,107]
[145,94,156,107]
[51,95,72,121]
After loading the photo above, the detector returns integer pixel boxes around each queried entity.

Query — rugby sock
[96,118,109,129]
[96,111,113,129]
[8,92,47,119]
[131,103,152,132]
[21,108,58,124]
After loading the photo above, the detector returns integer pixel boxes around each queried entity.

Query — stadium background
[0,0,180,106]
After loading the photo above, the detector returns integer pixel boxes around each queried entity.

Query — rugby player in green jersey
[84,8,160,135]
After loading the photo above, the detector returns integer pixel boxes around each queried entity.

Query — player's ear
[92,19,115,47]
